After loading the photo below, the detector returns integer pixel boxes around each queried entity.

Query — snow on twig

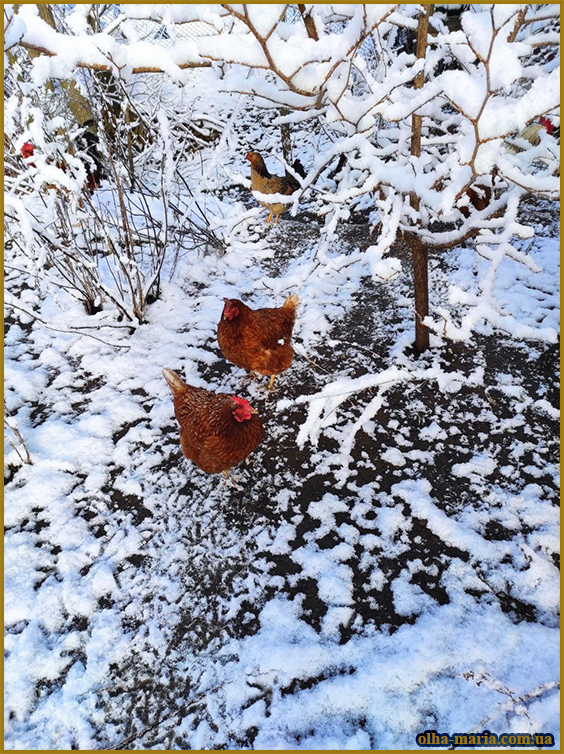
[280,362,486,462]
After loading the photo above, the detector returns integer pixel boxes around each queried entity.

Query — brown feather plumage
[217,295,299,380]
[162,368,263,474]
[246,151,300,221]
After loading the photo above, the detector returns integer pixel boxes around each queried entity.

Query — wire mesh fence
[99,5,218,47]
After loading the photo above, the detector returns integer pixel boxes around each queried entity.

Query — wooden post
[410,4,433,353]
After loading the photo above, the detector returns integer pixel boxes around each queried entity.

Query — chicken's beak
[250,407,258,415]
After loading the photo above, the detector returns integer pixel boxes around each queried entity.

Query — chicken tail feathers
[291,159,306,179]
[283,294,300,310]
[162,367,186,394]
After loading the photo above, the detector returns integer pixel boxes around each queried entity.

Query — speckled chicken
[162,368,263,476]
[217,294,299,390]
[459,117,559,218]
[246,151,305,223]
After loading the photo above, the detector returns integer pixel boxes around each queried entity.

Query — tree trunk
[409,4,433,353]
[280,108,292,164]
[32,6,94,124]
[284,6,319,164]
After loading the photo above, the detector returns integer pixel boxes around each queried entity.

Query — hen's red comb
[540,116,553,135]
[231,395,251,408]
[21,142,35,158]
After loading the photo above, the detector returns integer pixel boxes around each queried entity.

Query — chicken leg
[268,375,276,390]
[241,370,258,387]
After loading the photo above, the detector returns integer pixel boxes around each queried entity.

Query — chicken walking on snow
[162,368,263,477]
[246,151,305,223]
[218,294,299,390]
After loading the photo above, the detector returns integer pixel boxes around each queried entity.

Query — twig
[106,684,223,750]
[5,301,130,350]
[4,405,32,466]
[294,345,332,375]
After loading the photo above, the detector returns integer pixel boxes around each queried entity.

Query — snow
[382,447,407,467]
[452,453,498,479]
[13,4,208,84]
[6,208,558,746]
[440,70,488,120]
[461,9,493,62]
[207,598,558,750]
[480,67,561,140]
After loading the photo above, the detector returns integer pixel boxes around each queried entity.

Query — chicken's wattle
[223,299,240,320]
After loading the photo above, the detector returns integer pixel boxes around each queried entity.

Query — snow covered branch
[280,360,488,475]
[4,3,560,346]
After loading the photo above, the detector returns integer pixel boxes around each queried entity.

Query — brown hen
[246,151,304,223]
[162,368,263,475]
[217,295,299,390]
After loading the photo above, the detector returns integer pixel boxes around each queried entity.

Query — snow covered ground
[4,195,560,749]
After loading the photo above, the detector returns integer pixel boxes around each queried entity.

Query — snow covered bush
[5,7,226,324]
[4,401,32,472]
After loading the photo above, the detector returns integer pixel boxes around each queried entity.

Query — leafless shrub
[4,51,225,325]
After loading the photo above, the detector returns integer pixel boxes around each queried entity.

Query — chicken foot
[221,469,244,490]
[241,371,259,387]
